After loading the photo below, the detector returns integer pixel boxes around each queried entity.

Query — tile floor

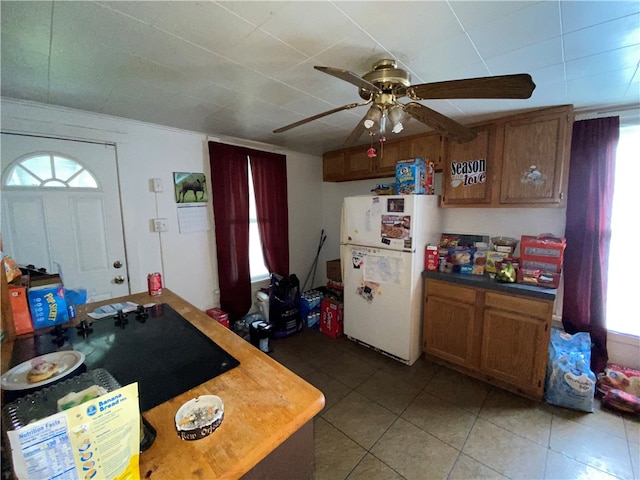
[270,327,640,480]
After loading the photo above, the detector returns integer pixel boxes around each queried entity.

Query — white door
[341,244,422,365]
[1,133,129,301]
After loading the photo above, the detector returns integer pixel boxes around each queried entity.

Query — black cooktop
[9,304,240,411]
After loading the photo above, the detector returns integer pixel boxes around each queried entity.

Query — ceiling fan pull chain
[367,131,377,158]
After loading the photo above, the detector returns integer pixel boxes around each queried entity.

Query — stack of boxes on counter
[425,233,566,289]
[518,235,566,288]
[3,259,86,336]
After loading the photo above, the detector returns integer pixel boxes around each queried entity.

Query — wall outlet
[151,178,163,192]
[153,218,168,232]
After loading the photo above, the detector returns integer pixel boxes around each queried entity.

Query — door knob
[113,260,123,269]
[114,275,125,284]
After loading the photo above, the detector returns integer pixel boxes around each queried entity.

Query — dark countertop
[422,271,557,301]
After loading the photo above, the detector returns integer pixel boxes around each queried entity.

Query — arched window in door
[4,153,98,188]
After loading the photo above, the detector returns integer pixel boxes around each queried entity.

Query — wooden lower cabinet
[424,280,480,369]
[424,296,478,369]
[423,279,553,399]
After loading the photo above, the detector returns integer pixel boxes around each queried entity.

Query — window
[606,125,639,337]
[248,160,269,282]
[4,153,98,188]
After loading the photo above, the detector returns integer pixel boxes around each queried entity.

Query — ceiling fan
[273,59,536,145]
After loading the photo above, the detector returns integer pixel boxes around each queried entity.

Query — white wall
[1,98,323,311]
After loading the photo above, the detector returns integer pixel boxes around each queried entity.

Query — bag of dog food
[544,329,596,412]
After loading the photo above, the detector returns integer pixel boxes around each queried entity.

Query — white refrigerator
[340,195,442,365]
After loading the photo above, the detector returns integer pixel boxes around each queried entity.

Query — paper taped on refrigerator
[363,254,404,285]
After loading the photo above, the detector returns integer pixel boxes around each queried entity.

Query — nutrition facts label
[10,414,76,479]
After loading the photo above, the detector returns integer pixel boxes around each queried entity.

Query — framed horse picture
[173,172,208,203]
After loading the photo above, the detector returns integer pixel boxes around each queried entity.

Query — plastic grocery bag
[544,329,596,412]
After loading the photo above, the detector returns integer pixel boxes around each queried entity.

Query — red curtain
[208,142,251,321]
[250,151,290,276]
[562,117,619,375]
[208,141,289,321]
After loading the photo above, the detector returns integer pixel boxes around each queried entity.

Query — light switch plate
[153,218,168,232]
[151,178,163,192]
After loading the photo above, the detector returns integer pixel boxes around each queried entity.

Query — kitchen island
[1,289,325,479]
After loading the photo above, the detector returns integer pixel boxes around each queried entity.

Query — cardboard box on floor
[320,297,343,339]
[326,259,341,282]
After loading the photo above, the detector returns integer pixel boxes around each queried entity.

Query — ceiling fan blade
[273,102,368,133]
[403,102,478,143]
[408,74,535,100]
[314,66,382,94]
[343,114,368,147]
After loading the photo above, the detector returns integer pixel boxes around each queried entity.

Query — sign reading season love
[450,158,487,188]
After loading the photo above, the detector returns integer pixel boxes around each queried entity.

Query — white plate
[1,351,85,391]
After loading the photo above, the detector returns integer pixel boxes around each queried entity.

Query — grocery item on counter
[485,251,510,274]
[491,236,519,255]
[520,234,566,273]
[517,268,560,288]
[57,385,108,411]
[425,246,439,271]
[496,260,517,283]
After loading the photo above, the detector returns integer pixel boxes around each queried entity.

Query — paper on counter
[88,302,139,319]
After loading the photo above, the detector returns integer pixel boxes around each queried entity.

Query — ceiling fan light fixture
[388,105,406,133]
[363,105,382,130]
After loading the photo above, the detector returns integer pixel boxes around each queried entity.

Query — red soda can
[147,272,162,296]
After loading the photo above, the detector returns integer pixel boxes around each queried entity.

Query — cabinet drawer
[484,291,552,319]
[426,280,476,304]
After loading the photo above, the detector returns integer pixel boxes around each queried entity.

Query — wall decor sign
[173,172,208,203]
[450,158,486,188]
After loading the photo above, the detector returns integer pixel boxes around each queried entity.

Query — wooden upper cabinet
[442,124,496,206]
[374,141,401,176]
[322,130,444,182]
[322,150,345,182]
[499,105,573,206]
[410,133,443,171]
[322,105,573,198]
[345,148,375,180]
